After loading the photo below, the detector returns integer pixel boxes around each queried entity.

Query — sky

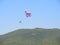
[0,0,60,35]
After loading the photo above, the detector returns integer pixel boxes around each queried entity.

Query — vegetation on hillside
[0,28,60,45]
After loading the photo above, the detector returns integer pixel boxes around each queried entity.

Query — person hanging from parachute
[24,9,31,18]
[19,20,22,23]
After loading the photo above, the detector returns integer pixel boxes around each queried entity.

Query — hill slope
[1,28,60,45]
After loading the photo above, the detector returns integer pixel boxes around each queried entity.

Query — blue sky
[0,0,60,35]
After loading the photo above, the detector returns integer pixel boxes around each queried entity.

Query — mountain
[0,28,60,45]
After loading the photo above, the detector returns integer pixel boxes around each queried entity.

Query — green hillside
[0,28,60,45]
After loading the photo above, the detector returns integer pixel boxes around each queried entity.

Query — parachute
[24,9,31,18]
[19,9,31,23]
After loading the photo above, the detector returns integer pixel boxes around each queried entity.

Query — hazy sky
[0,0,60,35]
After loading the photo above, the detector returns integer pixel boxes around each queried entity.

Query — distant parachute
[19,9,31,23]
[24,9,31,18]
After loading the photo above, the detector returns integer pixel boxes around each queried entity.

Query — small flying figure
[19,21,22,23]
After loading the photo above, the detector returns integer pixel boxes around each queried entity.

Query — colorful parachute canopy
[24,9,31,18]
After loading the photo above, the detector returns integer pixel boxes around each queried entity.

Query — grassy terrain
[0,28,60,45]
